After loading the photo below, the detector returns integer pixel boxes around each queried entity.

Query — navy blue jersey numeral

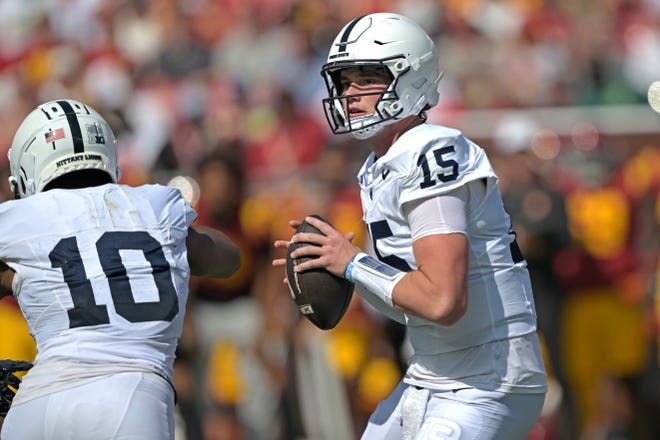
[50,237,110,327]
[49,231,179,328]
[417,146,459,189]
[368,220,411,272]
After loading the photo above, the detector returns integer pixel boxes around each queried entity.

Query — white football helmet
[321,13,443,140]
[8,99,120,198]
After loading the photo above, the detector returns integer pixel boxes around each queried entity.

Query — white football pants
[361,380,545,440]
[1,371,174,440]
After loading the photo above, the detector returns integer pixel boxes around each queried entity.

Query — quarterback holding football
[274,12,547,440]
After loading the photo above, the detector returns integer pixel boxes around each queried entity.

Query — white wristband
[344,252,405,307]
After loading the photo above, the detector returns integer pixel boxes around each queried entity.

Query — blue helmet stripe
[337,15,366,52]
[57,100,85,154]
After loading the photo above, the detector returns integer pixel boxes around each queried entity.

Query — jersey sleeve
[397,132,497,206]
[0,201,21,256]
[0,199,47,265]
[136,185,197,231]
[402,183,470,240]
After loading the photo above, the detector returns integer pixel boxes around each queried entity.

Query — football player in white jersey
[0,99,241,439]
[274,12,547,440]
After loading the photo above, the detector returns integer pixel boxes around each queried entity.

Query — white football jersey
[0,184,196,401]
[356,124,546,392]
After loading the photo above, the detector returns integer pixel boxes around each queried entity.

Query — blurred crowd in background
[0,0,658,439]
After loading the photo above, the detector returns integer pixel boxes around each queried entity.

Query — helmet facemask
[321,59,410,140]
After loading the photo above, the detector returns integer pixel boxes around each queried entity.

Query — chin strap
[351,124,384,140]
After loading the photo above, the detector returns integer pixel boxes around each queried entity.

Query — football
[286,214,354,330]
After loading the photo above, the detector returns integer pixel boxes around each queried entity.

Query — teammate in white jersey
[0,99,241,439]
[274,13,547,439]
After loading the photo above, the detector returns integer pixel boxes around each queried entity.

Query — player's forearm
[392,270,467,325]
[345,252,468,325]
[186,226,241,278]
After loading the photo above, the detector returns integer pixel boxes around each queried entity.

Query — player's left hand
[273,219,303,280]
[273,216,359,278]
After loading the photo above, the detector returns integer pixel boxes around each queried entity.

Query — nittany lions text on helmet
[7,99,120,199]
[321,12,443,140]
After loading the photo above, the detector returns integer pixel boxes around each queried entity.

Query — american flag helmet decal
[45,128,66,143]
